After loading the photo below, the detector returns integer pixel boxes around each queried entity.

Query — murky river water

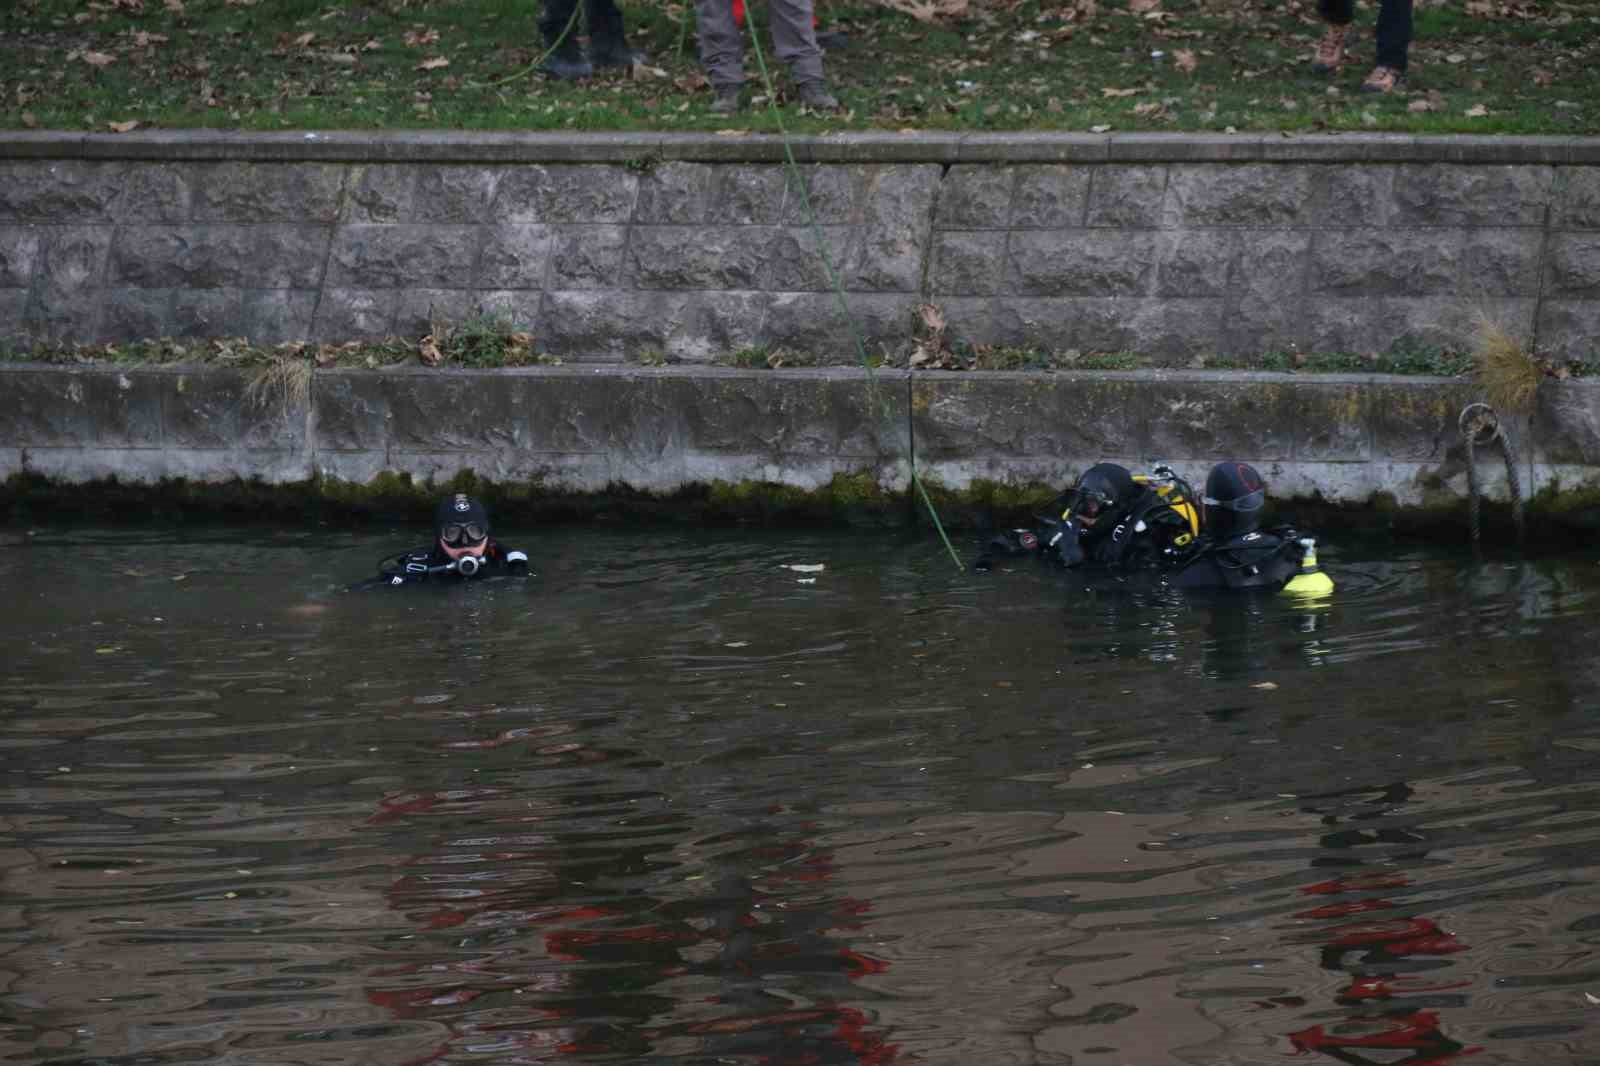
[2,524,1599,1065]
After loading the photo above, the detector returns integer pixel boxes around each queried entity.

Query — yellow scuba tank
[1282,537,1335,597]
[1133,471,1202,544]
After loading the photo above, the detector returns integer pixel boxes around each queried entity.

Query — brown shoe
[1360,64,1405,93]
[1310,24,1348,74]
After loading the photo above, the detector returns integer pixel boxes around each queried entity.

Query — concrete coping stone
[0,130,1590,166]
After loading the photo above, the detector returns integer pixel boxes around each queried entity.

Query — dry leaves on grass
[1173,48,1196,73]
[75,50,117,67]
[876,0,969,23]
[417,56,449,71]
[1101,86,1140,97]
[404,28,441,47]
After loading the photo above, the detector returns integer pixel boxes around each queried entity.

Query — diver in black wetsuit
[356,493,530,589]
[1172,462,1326,592]
[974,462,1200,573]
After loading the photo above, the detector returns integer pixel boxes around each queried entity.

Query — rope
[1459,402,1525,548]
[741,8,964,572]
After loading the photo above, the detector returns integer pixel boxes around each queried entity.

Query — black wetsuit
[1171,528,1305,590]
[357,540,530,589]
[976,487,1195,572]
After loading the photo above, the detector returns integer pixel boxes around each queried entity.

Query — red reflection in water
[361,729,900,1064]
[1282,784,1482,1066]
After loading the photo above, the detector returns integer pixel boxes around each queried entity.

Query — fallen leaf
[1445,53,1466,64]
[293,31,316,47]
[1101,86,1140,97]
[403,28,440,47]
[1252,681,1278,690]
[108,120,140,133]
[1531,69,1554,87]
[418,334,443,366]
[20,111,36,128]
[171,573,188,582]
[324,52,357,65]
[1089,124,1112,132]
[715,128,750,136]
[1173,48,1196,73]
[80,51,117,67]
[1407,97,1439,112]
[1127,0,1160,10]
[631,62,670,80]
[164,0,185,12]
[1465,104,1489,117]
[417,56,449,71]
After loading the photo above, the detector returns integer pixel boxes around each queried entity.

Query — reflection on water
[1,526,1598,1064]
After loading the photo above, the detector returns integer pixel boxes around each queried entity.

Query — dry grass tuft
[246,352,313,422]
[1471,313,1540,415]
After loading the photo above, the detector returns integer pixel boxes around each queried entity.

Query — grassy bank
[2,0,1595,136]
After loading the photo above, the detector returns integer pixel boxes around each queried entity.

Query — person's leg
[1374,0,1413,71]
[539,0,592,79]
[697,0,746,88]
[768,0,833,105]
[588,0,641,67]
[1311,0,1354,74]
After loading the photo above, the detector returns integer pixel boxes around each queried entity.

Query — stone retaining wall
[4,365,1597,526]
[1,132,1597,362]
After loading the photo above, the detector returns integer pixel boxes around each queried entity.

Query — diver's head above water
[1203,462,1266,538]
[1066,462,1138,530]
[434,493,491,561]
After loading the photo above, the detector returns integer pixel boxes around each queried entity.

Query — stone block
[109,225,329,289]
[1460,229,1544,298]
[1536,301,1600,363]
[497,370,622,455]
[1310,165,1397,229]
[988,297,1142,352]
[848,220,928,293]
[935,164,1014,229]
[1310,230,1462,297]
[782,165,861,224]
[1232,230,1311,301]
[911,373,1146,463]
[411,165,502,223]
[1554,167,1600,229]
[661,292,770,362]
[1165,165,1311,227]
[760,292,917,360]
[474,290,543,334]
[1126,298,1226,359]
[0,161,124,222]
[1154,230,1233,298]
[493,164,637,223]
[1221,292,1308,356]
[24,289,107,345]
[936,297,1000,349]
[928,231,1007,297]
[1288,384,1370,461]
[383,371,532,451]
[172,289,237,339]
[1007,230,1158,297]
[708,166,787,225]
[653,369,896,465]
[313,372,390,451]
[540,290,765,361]
[1369,381,1477,462]
[37,227,111,292]
[1543,232,1600,297]
[1085,165,1168,229]
[193,162,345,222]
[326,224,484,289]
[1391,164,1552,228]
[103,288,174,341]
[0,370,164,447]
[393,289,485,339]
[863,166,940,231]
[764,226,855,292]
[112,164,194,223]
[343,164,417,223]
[163,368,306,450]
[0,290,27,346]
[1304,298,1467,355]
[634,162,711,224]
[545,224,626,290]
[627,226,770,290]
[1142,378,1297,462]
[1011,167,1091,229]
[1533,383,1600,465]
[240,290,316,345]
[477,224,554,289]
[313,289,398,341]
[0,227,41,288]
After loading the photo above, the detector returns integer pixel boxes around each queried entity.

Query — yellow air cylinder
[1282,537,1334,597]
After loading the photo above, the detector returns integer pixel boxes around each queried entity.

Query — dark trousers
[1319,0,1413,71]
[541,0,628,52]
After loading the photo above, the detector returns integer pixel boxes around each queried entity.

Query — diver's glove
[1044,520,1085,567]
[505,549,529,575]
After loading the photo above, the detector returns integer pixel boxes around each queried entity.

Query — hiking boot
[1360,64,1404,93]
[1310,23,1348,74]
[540,37,592,81]
[795,81,839,111]
[710,84,742,114]
[590,40,645,69]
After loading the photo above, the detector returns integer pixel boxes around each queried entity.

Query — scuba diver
[973,461,1201,572]
[1173,461,1332,595]
[355,493,530,589]
[974,460,1334,595]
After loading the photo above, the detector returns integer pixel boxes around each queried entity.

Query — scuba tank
[1281,536,1335,597]
[1136,464,1202,544]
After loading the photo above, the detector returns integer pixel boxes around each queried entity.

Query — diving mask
[440,522,487,547]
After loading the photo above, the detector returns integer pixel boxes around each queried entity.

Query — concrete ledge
[0,131,1590,166]
[3,365,1597,534]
